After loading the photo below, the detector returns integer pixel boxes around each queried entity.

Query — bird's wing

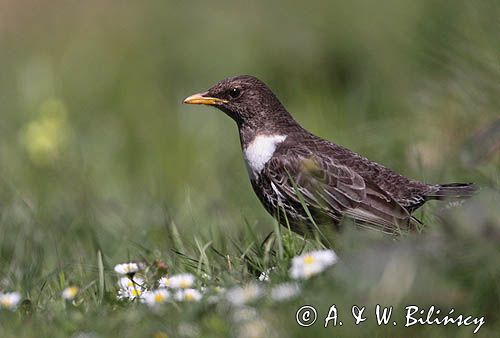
[263,151,416,234]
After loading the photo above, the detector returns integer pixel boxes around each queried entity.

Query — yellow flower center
[65,287,78,298]
[154,294,165,302]
[131,289,142,297]
[185,293,194,301]
[303,255,316,265]
[180,280,190,288]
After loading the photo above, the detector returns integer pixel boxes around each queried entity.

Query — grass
[1,0,499,337]
[1,191,498,338]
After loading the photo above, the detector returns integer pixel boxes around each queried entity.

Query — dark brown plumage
[183,75,478,234]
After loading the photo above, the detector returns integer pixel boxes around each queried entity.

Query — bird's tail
[427,183,479,200]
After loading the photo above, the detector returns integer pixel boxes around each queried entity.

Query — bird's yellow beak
[183,92,228,105]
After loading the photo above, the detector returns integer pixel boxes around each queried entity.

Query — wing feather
[262,151,416,233]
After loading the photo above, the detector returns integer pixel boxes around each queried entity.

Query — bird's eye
[229,88,241,99]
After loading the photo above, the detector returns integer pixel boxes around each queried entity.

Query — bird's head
[183,75,290,126]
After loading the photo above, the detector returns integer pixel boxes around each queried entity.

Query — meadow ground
[0,1,499,337]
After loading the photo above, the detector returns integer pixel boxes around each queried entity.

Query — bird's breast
[243,134,287,179]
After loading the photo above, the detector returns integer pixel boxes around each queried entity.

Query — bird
[183,75,478,235]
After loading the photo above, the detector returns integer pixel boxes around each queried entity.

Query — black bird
[183,75,477,234]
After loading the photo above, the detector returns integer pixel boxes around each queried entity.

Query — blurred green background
[0,0,499,337]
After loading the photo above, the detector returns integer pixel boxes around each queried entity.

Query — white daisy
[62,286,79,300]
[144,289,170,308]
[289,249,338,279]
[226,283,263,306]
[174,288,202,302]
[117,287,147,301]
[0,292,22,311]
[117,276,147,301]
[114,262,143,275]
[158,273,195,289]
[270,282,300,301]
[118,276,145,289]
